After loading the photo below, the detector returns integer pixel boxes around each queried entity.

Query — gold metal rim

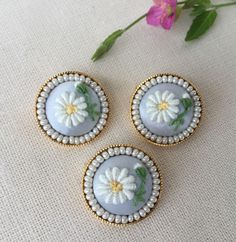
[34,71,110,147]
[130,73,204,147]
[82,144,163,226]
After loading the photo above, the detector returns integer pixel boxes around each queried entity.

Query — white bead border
[35,72,109,145]
[83,145,161,225]
[131,74,203,146]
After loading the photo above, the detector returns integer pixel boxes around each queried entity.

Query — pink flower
[146,0,177,30]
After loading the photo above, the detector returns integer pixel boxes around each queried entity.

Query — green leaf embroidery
[76,83,100,121]
[169,98,193,130]
[133,167,147,206]
[185,10,217,41]
[91,29,124,61]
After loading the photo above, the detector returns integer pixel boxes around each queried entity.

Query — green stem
[124,14,147,32]
[213,1,236,8]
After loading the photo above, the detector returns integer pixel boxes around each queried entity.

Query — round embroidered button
[83,145,161,225]
[35,72,109,145]
[131,74,203,146]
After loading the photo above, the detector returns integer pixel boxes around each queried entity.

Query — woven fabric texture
[0,0,236,241]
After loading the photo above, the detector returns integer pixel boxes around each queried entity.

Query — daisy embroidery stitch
[97,167,136,205]
[146,90,180,123]
[55,91,88,128]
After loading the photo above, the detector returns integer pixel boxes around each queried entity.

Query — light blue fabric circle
[139,83,194,136]
[93,155,153,216]
[46,81,101,136]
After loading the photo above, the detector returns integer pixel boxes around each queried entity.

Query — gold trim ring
[35,71,110,146]
[130,73,203,147]
[82,144,162,225]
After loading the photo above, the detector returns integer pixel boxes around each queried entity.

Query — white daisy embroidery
[146,90,180,123]
[55,91,88,128]
[97,167,136,205]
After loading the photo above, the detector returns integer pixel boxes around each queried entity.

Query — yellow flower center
[66,104,77,115]
[166,5,173,16]
[110,181,123,193]
[158,101,169,111]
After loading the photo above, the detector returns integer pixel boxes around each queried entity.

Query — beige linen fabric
[0,0,236,241]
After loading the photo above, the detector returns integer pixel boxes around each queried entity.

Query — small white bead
[102,211,110,219]
[141,128,148,135]
[86,170,94,177]
[156,137,162,144]
[47,82,54,89]
[187,86,193,92]
[62,136,69,144]
[174,136,179,142]
[178,79,184,86]
[151,135,157,141]
[147,201,154,208]
[168,137,174,144]
[84,176,93,182]
[78,75,85,82]
[125,147,133,155]
[150,196,157,203]
[84,181,92,188]
[173,77,178,83]
[139,209,146,217]
[96,155,104,163]
[156,76,162,83]
[152,172,159,178]
[168,75,173,83]
[132,149,139,157]
[190,122,197,128]
[162,75,167,83]
[150,78,157,85]
[115,215,121,224]
[183,81,189,88]
[119,147,126,154]
[178,133,184,140]
[143,205,150,213]
[108,148,115,156]
[89,132,95,139]
[162,137,168,144]
[47,129,54,136]
[43,124,51,131]
[63,74,69,81]
[92,159,100,167]
[137,90,144,95]
[43,86,50,93]
[102,212,109,220]
[52,78,59,86]
[137,152,144,159]
[192,117,199,123]
[84,188,92,194]
[40,119,48,126]
[183,130,189,137]
[85,77,91,84]
[100,95,107,102]
[141,85,148,92]
[51,132,59,140]
[37,97,46,103]
[108,214,115,223]
[69,136,75,144]
[93,128,99,135]
[153,178,160,185]
[121,216,128,224]
[150,166,157,172]
[89,199,97,206]
[96,124,103,130]
[92,204,100,212]
[89,164,96,172]
[56,135,63,142]
[146,160,154,167]
[96,208,104,216]
[152,190,160,197]
[79,136,86,144]
[102,151,109,159]
[145,132,152,139]
[57,76,64,83]
[133,212,140,221]
[142,155,150,162]
[114,147,120,155]
[128,215,134,223]
[102,107,109,113]
[86,193,94,201]
[69,74,74,81]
